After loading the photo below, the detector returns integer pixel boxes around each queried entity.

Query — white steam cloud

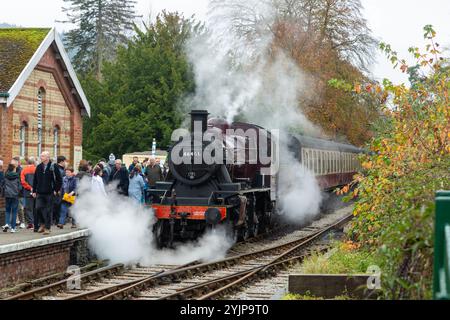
[72,180,234,266]
[186,0,324,224]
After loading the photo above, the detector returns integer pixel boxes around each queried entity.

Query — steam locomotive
[148,110,363,247]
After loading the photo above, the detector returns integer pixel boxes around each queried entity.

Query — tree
[82,12,200,159]
[209,0,379,146]
[60,0,140,78]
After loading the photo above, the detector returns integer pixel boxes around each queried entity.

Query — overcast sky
[1,0,449,84]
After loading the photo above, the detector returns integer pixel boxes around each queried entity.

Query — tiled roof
[0,28,51,93]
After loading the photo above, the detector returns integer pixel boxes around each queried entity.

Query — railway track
[142,213,350,300]
[3,208,352,300]
[4,261,198,300]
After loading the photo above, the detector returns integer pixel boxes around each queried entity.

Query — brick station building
[0,28,90,212]
[0,28,90,166]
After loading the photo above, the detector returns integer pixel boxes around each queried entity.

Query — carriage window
[312,150,316,174]
[304,150,308,170]
[334,152,337,173]
[346,153,349,172]
[330,151,335,173]
[330,152,333,174]
[348,154,351,172]
[314,150,318,174]
[318,151,322,175]
[344,153,347,172]
[323,151,326,175]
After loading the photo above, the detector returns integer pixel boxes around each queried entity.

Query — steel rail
[0,260,107,299]
[63,260,200,300]
[4,263,124,300]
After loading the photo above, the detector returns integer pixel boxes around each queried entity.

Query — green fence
[433,190,450,300]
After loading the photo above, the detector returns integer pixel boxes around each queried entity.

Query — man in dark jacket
[53,156,67,225]
[110,159,129,196]
[146,157,164,187]
[32,152,62,235]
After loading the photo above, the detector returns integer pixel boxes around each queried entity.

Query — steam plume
[186,0,323,224]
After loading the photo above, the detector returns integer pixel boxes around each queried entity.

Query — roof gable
[0,28,50,92]
[0,27,90,117]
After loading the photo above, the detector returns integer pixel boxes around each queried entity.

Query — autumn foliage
[340,26,449,299]
[269,0,380,146]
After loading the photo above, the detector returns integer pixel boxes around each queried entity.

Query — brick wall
[0,243,71,288]
[0,237,92,290]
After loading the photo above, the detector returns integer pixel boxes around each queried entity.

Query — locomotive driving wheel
[154,220,168,249]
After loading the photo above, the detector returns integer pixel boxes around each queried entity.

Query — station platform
[0,226,89,254]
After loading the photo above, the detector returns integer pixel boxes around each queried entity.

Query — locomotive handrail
[433,190,450,300]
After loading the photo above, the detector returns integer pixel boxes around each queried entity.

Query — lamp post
[152,138,156,156]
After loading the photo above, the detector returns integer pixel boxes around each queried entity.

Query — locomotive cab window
[318,150,322,175]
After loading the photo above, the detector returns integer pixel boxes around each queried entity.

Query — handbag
[63,193,76,205]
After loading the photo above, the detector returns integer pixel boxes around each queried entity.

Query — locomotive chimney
[190,110,209,133]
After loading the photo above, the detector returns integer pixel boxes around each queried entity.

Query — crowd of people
[0,152,166,235]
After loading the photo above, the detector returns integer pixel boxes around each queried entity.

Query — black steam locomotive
[148,110,363,247]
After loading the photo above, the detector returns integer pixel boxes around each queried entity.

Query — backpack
[48,162,58,191]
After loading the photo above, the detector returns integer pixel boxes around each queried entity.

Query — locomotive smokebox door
[205,208,222,225]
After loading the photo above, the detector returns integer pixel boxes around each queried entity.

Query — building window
[19,122,28,158]
[37,88,45,156]
[53,126,60,158]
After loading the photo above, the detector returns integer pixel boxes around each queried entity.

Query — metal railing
[433,190,450,300]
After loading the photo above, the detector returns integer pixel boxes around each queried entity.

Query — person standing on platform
[1,163,21,233]
[110,159,129,196]
[146,157,163,188]
[53,156,67,226]
[58,167,77,229]
[21,157,37,230]
[32,152,62,235]
[128,157,139,173]
[11,157,26,229]
[128,166,144,204]
[91,165,107,196]
[98,159,110,185]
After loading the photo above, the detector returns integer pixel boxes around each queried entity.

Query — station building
[0,28,90,211]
